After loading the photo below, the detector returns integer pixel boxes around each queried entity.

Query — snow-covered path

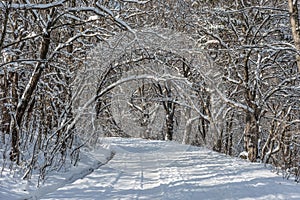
[40,137,299,200]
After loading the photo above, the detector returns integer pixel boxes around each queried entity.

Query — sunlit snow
[1,137,299,200]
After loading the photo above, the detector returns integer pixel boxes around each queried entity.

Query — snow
[87,15,100,21]
[0,0,66,9]
[1,137,300,200]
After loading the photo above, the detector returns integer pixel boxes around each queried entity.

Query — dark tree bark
[0,1,11,52]
[10,32,51,164]
[243,112,259,162]
[164,85,175,141]
[288,0,300,72]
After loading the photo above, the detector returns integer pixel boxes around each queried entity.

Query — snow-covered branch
[120,0,150,3]
[0,0,67,9]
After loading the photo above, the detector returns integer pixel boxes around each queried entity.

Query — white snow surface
[1,137,300,200]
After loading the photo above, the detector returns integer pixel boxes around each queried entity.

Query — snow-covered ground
[1,137,299,200]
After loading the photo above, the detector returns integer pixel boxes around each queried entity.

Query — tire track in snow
[35,138,300,200]
[101,168,123,195]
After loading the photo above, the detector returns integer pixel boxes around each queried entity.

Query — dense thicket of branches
[0,0,299,184]
[0,0,135,183]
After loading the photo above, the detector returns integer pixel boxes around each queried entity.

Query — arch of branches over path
[80,28,237,156]
[76,26,299,171]
[82,28,213,145]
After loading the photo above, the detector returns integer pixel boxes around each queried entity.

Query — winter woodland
[0,0,299,186]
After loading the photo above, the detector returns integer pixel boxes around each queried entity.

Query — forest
[0,0,299,185]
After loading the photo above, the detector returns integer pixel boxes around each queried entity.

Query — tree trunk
[182,108,192,144]
[165,110,174,141]
[164,87,175,141]
[9,71,19,163]
[242,50,260,162]
[243,112,259,162]
[0,1,10,52]
[1,71,10,136]
[224,112,234,155]
[288,0,300,72]
[10,33,51,163]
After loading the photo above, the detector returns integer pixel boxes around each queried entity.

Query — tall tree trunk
[9,71,19,162]
[164,85,175,141]
[10,32,51,163]
[243,51,260,162]
[0,1,11,52]
[182,108,192,144]
[165,100,175,141]
[224,112,234,155]
[1,71,10,136]
[243,112,259,162]
[288,0,300,72]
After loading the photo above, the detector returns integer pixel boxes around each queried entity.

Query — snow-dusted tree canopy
[83,27,211,142]
[0,0,299,188]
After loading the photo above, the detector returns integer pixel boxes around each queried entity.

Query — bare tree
[288,0,300,72]
[1,0,299,184]
[196,0,300,173]
[87,27,212,144]
[0,0,142,183]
